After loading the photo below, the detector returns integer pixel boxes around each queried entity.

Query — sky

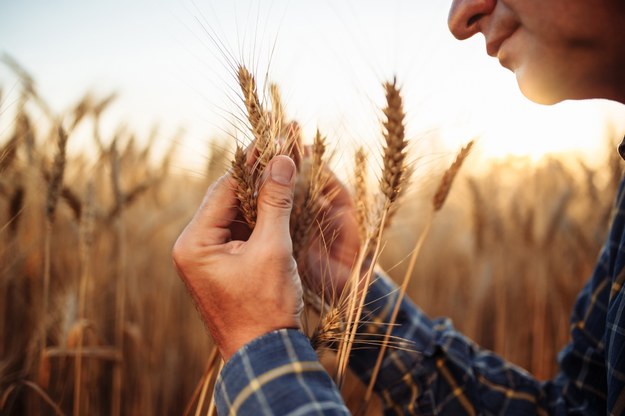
[1,0,625,173]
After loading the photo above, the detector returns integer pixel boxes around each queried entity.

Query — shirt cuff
[214,328,349,415]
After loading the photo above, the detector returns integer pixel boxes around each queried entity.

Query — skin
[172,154,361,360]
[172,156,303,360]
[174,0,625,361]
[448,0,625,104]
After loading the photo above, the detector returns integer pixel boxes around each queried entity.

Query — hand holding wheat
[172,156,303,361]
[302,170,367,301]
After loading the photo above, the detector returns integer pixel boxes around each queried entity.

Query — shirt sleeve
[347,174,625,415]
[348,271,607,415]
[214,328,349,415]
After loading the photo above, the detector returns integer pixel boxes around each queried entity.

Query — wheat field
[0,60,622,415]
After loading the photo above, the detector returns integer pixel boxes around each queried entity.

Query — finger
[321,168,353,207]
[251,155,296,250]
[188,172,240,245]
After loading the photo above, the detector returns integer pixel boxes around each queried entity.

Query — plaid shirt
[215,167,625,415]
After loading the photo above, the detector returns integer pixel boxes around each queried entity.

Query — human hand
[302,169,369,303]
[172,155,303,361]
[278,128,369,303]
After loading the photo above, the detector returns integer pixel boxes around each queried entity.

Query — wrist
[216,322,301,362]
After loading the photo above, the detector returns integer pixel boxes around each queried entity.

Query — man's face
[448,0,625,104]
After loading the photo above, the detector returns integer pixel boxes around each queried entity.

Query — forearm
[215,329,349,415]
[349,272,571,415]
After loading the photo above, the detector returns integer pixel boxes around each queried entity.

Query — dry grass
[0,63,211,415]
[0,61,621,415]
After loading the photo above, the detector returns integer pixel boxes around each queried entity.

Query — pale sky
[1,0,624,173]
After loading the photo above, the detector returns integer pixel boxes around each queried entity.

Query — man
[172,0,625,414]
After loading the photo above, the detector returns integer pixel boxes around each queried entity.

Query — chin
[516,70,568,105]
[514,61,613,105]
[518,85,563,105]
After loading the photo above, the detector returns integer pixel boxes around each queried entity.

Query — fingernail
[271,156,295,185]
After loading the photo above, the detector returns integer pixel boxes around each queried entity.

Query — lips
[485,24,519,58]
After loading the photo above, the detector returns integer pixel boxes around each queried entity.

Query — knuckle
[260,186,293,211]
[171,234,193,271]
[171,249,185,273]
[171,237,184,263]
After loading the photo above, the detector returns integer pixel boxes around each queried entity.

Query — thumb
[251,155,296,247]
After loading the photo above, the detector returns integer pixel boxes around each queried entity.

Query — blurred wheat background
[1,53,623,414]
[3,1,625,415]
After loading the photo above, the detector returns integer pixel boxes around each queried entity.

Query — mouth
[486,26,519,58]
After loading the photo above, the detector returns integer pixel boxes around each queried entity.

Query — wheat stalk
[386,163,414,227]
[379,79,408,205]
[69,92,93,132]
[41,125,68,375]
[188,346,223,416]
[0,106,30,172]
[2,53,55,121]
[46,126,68,223]
[91,93,117,153]
[363,140,474,407]
[337,79,409,386]
[291,130,332,338]
[73,181,94,416]
[234,66,284,229]
[368,79,411,252]
[353,148,369,242]
[8,186,24,235]
[292,130,327,263]
[109,140,126,416]
[8,380,64,416]
[310,306,343,352]
[433,140,474,211]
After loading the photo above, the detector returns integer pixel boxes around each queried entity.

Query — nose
[448,0,496,40]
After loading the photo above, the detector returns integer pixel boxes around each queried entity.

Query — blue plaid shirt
[214,164,625,415]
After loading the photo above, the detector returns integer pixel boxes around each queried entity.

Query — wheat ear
[337,79,409,385]
[310,305,344,352]
[433,140,474,211]
[353,148,369,242]
[237,65,276,172]
[380,79,408,204]
[292,130,327,262]
[269,83,286,137]
[231,145,257,228]
[363,140,474,407]
[368,78,410,251]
